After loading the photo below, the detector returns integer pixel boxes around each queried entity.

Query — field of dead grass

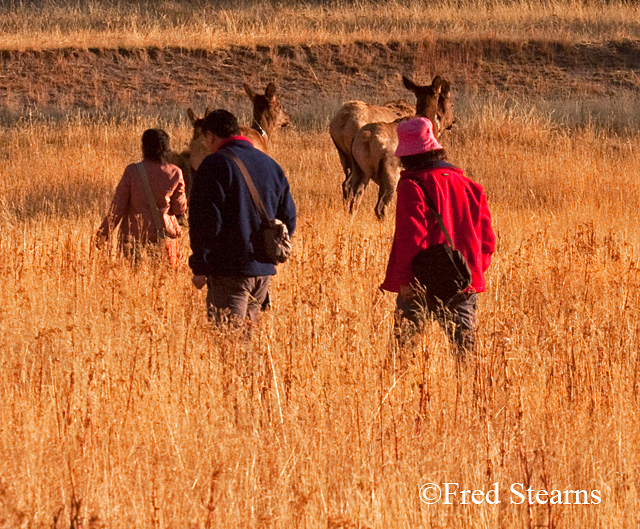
[1,0,640,51]
[1,96,640,527]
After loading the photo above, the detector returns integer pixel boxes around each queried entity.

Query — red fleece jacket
[381,162,495,294]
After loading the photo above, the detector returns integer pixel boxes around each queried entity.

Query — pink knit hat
[395,117,443,157]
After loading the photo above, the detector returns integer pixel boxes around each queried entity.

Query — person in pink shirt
[380,118,495,356]
[97,129,187,259]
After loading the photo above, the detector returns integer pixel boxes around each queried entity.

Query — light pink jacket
[98,160,187,245]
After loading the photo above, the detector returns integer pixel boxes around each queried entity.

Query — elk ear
[187,108,196,124]
[431,75,443,94]
[402,75,419,93]
[439,78,451,97]
[204,107,211,118]
[265,82,277,100]
[244,83,255,101]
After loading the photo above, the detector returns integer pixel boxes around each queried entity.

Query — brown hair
[141,129,171,164]
[399,149,447,171]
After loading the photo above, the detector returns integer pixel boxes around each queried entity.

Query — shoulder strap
[136,162,165,239]
[408,177,456,249]
[223,151,271,225]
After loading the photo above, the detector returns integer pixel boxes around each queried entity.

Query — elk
[170,83,291,197]
[348,75,456,219]
[241,82,291,152]
[166,107,210,198]
[329,98,415,200]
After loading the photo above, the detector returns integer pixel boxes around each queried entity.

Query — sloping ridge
[1,39,639,114]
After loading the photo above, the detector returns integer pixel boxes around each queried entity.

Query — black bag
[412,244,471,302]
[410,180,472,303]
[225,151,292,265]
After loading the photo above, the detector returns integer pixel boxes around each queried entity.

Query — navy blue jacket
[188,138,296,277]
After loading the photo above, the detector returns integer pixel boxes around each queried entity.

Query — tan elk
[329,98,415,201]
[348,75,456,219]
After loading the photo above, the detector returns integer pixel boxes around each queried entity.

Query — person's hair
[201,109,241,139]
[141,128,171,164]
[399,149,447,170]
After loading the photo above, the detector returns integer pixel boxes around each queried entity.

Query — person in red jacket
[381,117,495,356]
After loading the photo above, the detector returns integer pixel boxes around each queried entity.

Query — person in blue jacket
[189,109,296,325]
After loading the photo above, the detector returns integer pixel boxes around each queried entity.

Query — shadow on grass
[3,180,113,222]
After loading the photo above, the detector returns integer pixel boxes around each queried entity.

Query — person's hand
[192,275,207,290]
[399,284,415,301]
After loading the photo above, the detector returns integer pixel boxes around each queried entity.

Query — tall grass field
[2,1,640,528]
[1,0,640,49]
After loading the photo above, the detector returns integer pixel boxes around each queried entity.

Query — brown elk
[348,75,456,219]
[166,107,210,198]
[329,98,415,200]
[171,83,291,197]
[241,82,291,152]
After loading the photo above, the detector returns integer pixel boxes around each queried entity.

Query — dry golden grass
[1,99,640,527]
[1,0,640,50]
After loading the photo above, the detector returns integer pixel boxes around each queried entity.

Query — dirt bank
[1,39,639,115]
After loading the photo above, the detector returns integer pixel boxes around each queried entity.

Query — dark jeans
[396,292,478,356]
[206,275,272,325]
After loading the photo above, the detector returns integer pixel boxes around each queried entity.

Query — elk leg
[349,162,371,215]
[338,150,351,181]
[350,182,370,214]
[342,175,354,202]
[344,154,366,203]
[332,139,353,200]
[375,184,396,220]
[374,157,401,219]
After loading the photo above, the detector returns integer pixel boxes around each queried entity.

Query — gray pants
[206,275,272,325]
[396,292,478,356]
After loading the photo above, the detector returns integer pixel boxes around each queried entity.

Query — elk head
[186,107,211,172]
[402,75,456,136]
[243,82,291,139]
